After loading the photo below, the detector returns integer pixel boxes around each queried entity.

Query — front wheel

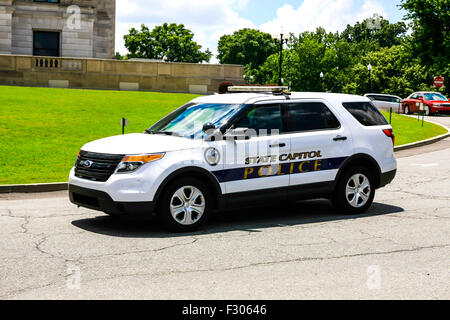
[157,177,211,232]
[332,166,376,215]
[425,105,432,116]
[404,105,410,115]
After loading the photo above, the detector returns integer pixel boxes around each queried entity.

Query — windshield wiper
[145,130,181,137]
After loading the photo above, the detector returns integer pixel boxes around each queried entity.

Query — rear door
[282,100,353,188]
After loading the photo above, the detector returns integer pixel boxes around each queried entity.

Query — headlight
[116,153,165,173]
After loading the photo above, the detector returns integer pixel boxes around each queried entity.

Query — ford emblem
[81,160,93,168]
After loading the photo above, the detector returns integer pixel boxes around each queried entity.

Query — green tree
[124,23,212,63]
[341,16,407,49]
[217,28,278,70]
[400,0,449,94]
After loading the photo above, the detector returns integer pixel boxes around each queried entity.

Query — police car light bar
[228,86,289,93]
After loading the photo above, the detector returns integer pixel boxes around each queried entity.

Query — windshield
[146,103,242,139]
[424,93,448,101]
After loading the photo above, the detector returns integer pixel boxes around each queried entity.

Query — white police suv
[69,87,397,232]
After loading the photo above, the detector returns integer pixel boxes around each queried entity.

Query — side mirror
[224,128,252,141]
[202,122,216,133]
[418,96,424,100]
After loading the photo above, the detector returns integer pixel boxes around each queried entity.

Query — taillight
[383,129,395,146]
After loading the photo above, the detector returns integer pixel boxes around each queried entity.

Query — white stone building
[0,0,115,58]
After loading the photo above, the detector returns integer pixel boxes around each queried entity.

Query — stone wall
[0,54,244,94]
[0,0,115,58]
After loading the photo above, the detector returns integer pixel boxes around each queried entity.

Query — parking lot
[1,116,449,300]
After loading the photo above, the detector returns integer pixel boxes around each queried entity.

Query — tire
[404,105,410,115]
[157,177,211,232]
[332,166,376,215]
[425,105,433,116]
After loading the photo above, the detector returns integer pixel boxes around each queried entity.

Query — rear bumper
[69,184,155,218]
[379,170,397,188]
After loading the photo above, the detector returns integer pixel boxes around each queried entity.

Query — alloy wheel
[170,186,206,225]
[345,174,371,208]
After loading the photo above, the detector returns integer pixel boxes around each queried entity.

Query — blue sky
[238,0,405,25]
[116,0,407,60]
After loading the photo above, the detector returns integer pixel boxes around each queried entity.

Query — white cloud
[115,0,255,62]
[259,0,387,36]
[115,0,388,62]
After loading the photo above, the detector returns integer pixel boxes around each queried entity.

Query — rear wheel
[332,166,375,215]
[157,177,211,232]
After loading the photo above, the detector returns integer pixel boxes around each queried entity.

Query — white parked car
[69,87,397,232]
[364,93,402,112]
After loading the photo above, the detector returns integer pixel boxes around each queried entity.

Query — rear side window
[285,102,341,132]
[342,102,388,126]
[377,95,393,102]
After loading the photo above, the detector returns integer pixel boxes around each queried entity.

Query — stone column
[93,0,115,59]
[0,0,13,54]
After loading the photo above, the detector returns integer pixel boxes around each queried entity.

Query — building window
[33,31,60,57]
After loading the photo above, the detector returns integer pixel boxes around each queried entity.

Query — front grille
[75,151,125,182]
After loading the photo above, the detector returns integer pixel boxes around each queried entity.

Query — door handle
[270,143,286,148]
[333,136,347,142]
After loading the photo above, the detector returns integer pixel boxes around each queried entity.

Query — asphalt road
[1,116,449,300]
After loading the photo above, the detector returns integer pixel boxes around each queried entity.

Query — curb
[0,182,68,194]
[1,118,449,194]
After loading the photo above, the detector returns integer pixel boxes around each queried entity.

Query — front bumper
[69,184,155,218]
[431,106,450,114]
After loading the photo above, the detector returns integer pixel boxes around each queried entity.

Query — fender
[153,166,223,208]
[335,153,382,188]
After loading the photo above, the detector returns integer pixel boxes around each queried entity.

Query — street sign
[120,118,129,127]
[121,118,129,135]
[434,76,444,88]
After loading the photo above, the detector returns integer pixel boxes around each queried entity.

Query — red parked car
[402,92,450,116]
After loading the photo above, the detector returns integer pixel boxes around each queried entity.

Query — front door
[216,103,290,194]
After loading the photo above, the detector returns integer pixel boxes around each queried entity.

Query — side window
[342,102,388,126]
[379,95,394,102]
[284,102,341,133]
[410,94,418,99]
[235,105,283,135]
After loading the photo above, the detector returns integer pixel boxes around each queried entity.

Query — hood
[81,133,204,155]
[430,100,450,104]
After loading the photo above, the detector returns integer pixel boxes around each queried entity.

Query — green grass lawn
[380,111,448,146]
[0,86,199,185]
[0,85,448,185]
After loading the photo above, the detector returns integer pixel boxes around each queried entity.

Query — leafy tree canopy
[217,28,278,69]
[400,0,449,94]
[124,23,212,63]
[341,16,407,49]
